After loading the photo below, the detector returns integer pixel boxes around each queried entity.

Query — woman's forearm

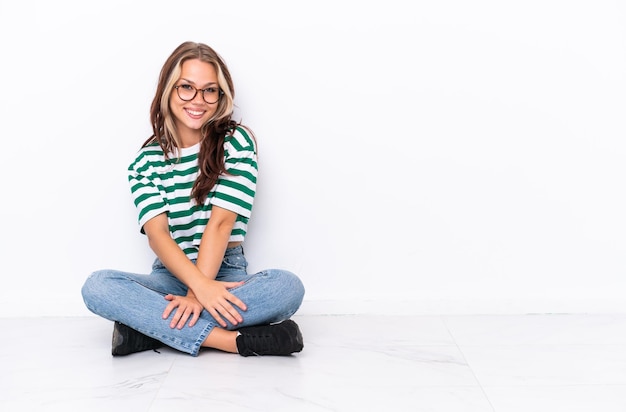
[144,214,209,294]
[196,207,237,279]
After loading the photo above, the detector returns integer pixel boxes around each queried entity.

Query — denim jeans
[81,245,305,356]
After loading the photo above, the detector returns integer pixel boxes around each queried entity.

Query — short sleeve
[208,127,258,218]
[127,148,169,234]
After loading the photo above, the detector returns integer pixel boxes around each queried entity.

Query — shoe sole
[111,321,129,356]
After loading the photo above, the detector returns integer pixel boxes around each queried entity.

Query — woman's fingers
[162,296,178,320]
[171,307,184,328]
[224,281,245,289]
[188,310,201,327]
[162,295,203,329]
[219,302,241,326]
[175,310,192,329]
[209,307,227,327]
[211,292,243,324]
[227,293,247,312]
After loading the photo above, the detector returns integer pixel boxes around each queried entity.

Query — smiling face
[170,58,220,147]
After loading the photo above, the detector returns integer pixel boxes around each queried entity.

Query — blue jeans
[81,245,305,356]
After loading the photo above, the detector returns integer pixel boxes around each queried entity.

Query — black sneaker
[111,321,163,356]
[236,319,304,357]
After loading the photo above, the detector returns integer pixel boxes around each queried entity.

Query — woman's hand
[195,279,247,328]
[163,279,246,329]
[162,294,205,329]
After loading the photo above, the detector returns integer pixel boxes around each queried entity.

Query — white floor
[2,314,626,411]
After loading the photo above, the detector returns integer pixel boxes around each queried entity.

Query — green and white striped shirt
[128,127,257,259]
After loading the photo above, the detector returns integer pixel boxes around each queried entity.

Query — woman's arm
[182,205,247,325]
[195,205,239,279]
[143,212,245,328]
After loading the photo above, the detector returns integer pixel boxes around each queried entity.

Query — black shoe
[111,321,163,356]
[236,319,304,357]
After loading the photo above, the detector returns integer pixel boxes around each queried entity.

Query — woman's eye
[204,87,218,93]
[181,84,194,90]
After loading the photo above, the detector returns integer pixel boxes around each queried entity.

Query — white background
[0,0,624,317]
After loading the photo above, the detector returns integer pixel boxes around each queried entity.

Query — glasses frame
[174,84,223,104]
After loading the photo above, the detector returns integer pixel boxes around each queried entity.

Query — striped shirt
[128,127,257,259]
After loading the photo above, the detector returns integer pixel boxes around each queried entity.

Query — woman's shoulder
[137,140,164,153]
[225,125,257,152]
[128,141,166,171]
[135,141,166,158]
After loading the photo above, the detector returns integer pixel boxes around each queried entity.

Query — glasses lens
[176,85,196,101]
[202,88,221,104]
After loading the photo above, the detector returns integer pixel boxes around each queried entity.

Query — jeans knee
[81,270,110,309]
[292,274,305,305]
[276,270,305,308]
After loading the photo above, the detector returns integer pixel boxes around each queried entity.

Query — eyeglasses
[174,84,223,104]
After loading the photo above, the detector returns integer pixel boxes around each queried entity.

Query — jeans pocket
[222,254,248,270]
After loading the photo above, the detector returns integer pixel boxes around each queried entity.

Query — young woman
[81,41,305,357]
